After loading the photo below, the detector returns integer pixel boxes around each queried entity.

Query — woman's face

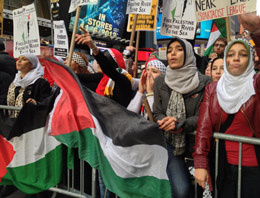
[211,59,224,81]
[146,66,162,79]
[226,43,249,76]
[167,41,185,69]
[16,56,33,74]
[64,58,79,73]
[205,62,211,76]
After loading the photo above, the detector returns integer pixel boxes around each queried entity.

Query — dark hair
[213,37,227,46]
[166,37,186,63]
[0,39,5,51]
[210,57,224,72]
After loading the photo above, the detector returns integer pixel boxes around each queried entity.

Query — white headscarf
[217,39,256,114]
[13,53,44,88]
[165,38,199,94]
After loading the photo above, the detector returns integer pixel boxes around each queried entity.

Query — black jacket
[0,72,12,105]
[94,51,133,107]
[0,52,17,79]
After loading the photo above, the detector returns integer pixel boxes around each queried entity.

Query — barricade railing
[3,104,260,198]
[0,105,94,198]
[188,131,260,198]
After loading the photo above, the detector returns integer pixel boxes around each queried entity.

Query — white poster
[53,20,69,58]
[160,0,197,39]
[126,0,153,15]
[13,3,40,58]
[196,0,256,22]
[69,0,98,13]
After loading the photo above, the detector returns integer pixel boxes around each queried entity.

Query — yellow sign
[0,0,3,37]
[127,0,158,32]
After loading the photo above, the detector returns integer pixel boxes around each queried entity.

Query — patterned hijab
[217,39,256,114]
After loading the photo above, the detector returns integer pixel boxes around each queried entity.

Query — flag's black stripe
[47,59,166,148]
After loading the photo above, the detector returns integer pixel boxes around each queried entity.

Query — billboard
[156,13,212,40]
[69,0,128,38]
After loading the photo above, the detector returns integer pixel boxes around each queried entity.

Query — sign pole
[134,31,140,78]
[129,14,138,46]
[225,17,231,42]
[67,6,81,67]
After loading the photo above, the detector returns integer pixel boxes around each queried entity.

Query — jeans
[98,172,113,198]
[166,143,192,198]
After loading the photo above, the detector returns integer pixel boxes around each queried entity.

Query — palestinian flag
[45,59,171,198]
[204,18,227,56]
[0,95,63,194]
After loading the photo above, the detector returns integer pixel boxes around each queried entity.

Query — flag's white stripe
[7,127,61,168]
[206,30,221,49]
[91,116,169,180]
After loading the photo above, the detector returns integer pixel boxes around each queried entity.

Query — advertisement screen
[69,0,128,38]
[156,13,213,40]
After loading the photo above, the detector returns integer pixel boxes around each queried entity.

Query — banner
[126,0,153,15]
[160,0,197,39]
[0,0,3,37]
[196,0,256,22]
[69,0,128,38]
[69,0,98,13]
[53,20,69,58]
[127,0,158,32]
[13,3,40,58]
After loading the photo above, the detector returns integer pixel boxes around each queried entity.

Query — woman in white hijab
[193,36,260,197]
[7,54,51,117]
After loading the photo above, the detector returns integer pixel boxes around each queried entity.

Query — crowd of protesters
[1,12,260,198]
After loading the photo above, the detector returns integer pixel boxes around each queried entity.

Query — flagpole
[67,6,82,67]
[225,17,231,42]
[129,14,138,46]
[134,31,140,78]
[143,99,154,122]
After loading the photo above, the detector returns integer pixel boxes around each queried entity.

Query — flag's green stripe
[0,145,63,194]
[204,45,213,56]
[214,18,227,38]
[55,129,171,198]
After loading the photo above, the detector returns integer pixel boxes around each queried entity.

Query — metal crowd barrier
[2,105,260,198]
[188,131,260,198]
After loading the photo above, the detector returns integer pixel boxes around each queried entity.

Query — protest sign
[53,20,69,58]
[160,0,197,39]
[127,0,158,31]
[126,0,153,15]
[196,0,256,22]
[13,3,40,58]
[69,0,98,13]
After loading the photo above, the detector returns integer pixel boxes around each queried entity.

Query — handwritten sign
[13,3,40,58]
[196,0,256,22]
[126,0,153,15]
[160,0,197,39]
[127,0,157,31]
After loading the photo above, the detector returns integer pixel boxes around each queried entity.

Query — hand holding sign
[238,12,260,35]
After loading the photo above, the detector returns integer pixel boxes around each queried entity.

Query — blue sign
[156,13,212,40]
[69,0,128,38]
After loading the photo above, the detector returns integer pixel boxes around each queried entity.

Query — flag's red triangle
[0,135,15,182]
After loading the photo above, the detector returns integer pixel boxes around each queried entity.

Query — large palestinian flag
[0,97,63,194]
[204,18,227,56]
[45,59,171,198]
